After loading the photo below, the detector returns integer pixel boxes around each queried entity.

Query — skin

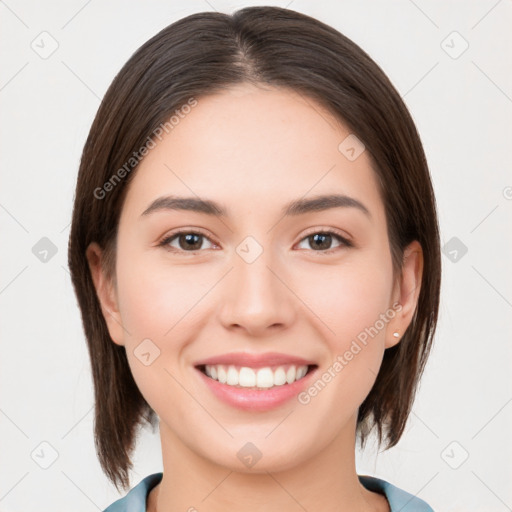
[87,83,422,512]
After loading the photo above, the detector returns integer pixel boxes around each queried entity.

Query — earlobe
[386,240,423,348]
[385,329,401,349]
[86,242,125,346]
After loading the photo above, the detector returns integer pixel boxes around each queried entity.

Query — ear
[86,242,125,346]
[386,240,423,348]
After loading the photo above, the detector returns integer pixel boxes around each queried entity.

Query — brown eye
[309,233,333,250]
[177,233,204,250]
[160,231,215,252]
[297,231,352,252]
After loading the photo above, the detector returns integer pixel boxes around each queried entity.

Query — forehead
[120,83,385,224]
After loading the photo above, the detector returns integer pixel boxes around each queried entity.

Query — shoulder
[358,475,435,511]
[103,473,163,512]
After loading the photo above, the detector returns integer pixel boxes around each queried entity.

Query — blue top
[103,472,434,511]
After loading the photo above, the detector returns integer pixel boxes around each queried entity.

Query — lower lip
[195,366,318,412]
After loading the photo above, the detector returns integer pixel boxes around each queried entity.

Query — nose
[217,247,296,337]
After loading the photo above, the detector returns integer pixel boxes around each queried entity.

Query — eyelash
[157,228,353,255]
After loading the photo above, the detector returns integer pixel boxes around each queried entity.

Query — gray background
[1,1,511,511]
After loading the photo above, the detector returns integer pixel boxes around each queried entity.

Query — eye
[158,228,353,254]
[158,230,216,253]
[296,230,353,253]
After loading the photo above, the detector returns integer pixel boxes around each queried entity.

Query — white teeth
[297,366,307,379]
[286,366,296,384]
[273,367,287,386]
[203,364,310,389]
[256,367,274,388]
[217,366,227,384]
[226,365,239,385]
[239,367,256,387]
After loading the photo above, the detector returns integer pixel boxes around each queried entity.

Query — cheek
[294,262,393,418]
[113,250,221,410]
[115,253,211,339]
[295,253,394,343]
[295,252,394,403]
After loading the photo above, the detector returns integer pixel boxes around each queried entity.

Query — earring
[393,332,400,338]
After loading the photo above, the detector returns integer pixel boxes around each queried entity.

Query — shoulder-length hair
[68,6,441,491]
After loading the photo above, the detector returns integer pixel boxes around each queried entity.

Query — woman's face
[89,83,420,473]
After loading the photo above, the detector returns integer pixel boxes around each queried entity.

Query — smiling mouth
[196,364,318,390]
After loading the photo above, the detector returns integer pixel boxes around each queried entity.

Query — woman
[68,6,441,511]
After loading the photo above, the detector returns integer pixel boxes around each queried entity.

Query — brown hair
[68,5,441,491]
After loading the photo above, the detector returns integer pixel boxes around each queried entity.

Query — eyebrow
[140,193,371,219]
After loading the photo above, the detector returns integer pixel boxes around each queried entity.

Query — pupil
[311,233,331,250]
[180,233,202,250]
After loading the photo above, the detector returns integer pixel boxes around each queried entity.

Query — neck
[148,414,389,512]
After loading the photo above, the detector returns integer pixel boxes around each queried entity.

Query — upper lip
[194,352,317,369]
